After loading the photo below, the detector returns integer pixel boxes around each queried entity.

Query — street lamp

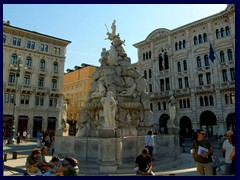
[8,55,27,144]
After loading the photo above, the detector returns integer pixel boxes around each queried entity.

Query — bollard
[3,153,7,162]
[12,151,17,159]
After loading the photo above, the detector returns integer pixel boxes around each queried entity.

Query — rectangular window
[54,47,57,54]
[206,73,211,84]
[230,68,235,81]
[165,78,170,90]
[57,48,60,55]
[40,97,44,106]
[9,73,15,83]
[3,35,6,43]
[222,69,228,82]
[27,40,31,49]
[49,98,53,106]
[178,78,183,89]
[17,38,21,46]
[184,77,189,88]
[160,79,164,91]
[41,44,44,51]
[52,79,57,89]
[12,37,17,45]
[24,75,30,86]
[38,77,44,87]
[45,45,48,52]
[31,42,35,49]
[35,96,39,106]
[21,95,25,104]
[199,74,204,85]
[5,93,10,103]
[10,94,14,103]
[25,95,29,104]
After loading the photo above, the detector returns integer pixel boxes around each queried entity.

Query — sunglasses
[199,133,205,135]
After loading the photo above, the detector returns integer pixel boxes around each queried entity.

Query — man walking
[191,129,214,175]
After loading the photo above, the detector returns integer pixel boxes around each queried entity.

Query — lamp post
[8,55,25,144]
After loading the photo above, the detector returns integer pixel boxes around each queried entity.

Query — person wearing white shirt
[220,130,234,175]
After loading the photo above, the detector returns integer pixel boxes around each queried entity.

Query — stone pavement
[3,137,225,176]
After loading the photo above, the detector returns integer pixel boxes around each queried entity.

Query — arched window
[159,54,164,71]
[222,69,228,82]
[183,99,186,108]
[150,103,153,111]
[209,95,214,106]
[199,74,203,85]
[163,101,166,110]
[230,68,235,81]
[204,55,209,66]
[143,53,145,60]
[175,42,178,50]
[230,93,235,104]
[146,52,149,60]
[144,70,147,79]
[177,62,181,72]
[216,29,220,39]
[198,34,202,44]
[158,102,161,110]
[194,36,198,45]
[187,99,190,108]
[227,49,233,61]
[204,96,209,106]
[197,56,202,68]
[206,72,211,84]
[164,52,169,70]
[225,94,229,104]
[179,99,183,108]
[200,97,204,106]
[220,28,225,37]
[226,26,231,36]
[26,56,32,67]
[148,69,152,79]
[179,41,182,50]
[183,40,186,48]
[203,33,208,42]
[40,59,45,69]
[11,53,18,65]
[184,77,189,88]
[53,62,58,72]
[183,60,187,71]
[178,78,182,89]
[220,51,225,62]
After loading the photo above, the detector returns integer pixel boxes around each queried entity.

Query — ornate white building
[133,4,235,137]
[3,21,71,137]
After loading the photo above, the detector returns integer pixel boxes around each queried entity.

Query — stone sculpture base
[168,127,179,135]
[54,134,181,174]
[98,129,115,138]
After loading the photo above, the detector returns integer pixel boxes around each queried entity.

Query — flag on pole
[209,43,216,63]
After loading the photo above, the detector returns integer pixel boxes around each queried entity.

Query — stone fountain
[54,20,181,175]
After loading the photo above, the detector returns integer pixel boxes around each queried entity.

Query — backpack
[64,157,78,167]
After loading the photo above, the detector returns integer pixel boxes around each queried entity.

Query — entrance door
[33,118,43,137]
[18,116,28,136]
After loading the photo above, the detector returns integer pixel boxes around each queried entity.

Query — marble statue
[167,95,177,128]
[56,101,69,134]
[101,91,117,129]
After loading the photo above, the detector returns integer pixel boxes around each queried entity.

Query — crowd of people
[191,128,235,176]
[25,146,79,176]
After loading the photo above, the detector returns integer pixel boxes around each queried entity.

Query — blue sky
[3,4,227,72]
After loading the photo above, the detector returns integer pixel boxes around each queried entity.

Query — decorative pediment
[146,28,170,41]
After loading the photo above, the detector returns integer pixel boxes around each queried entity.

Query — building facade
[133,4,235,137]
[3,21,71,137]
[63,64,97,135]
